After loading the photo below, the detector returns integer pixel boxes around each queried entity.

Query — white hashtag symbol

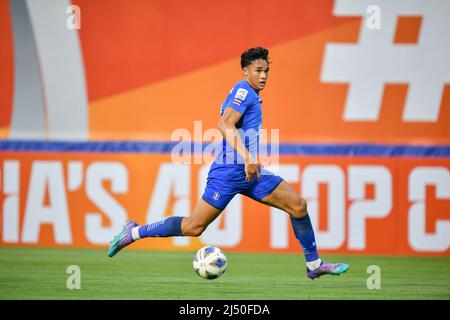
[321,0,450,122]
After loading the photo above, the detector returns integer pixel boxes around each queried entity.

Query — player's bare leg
[260,180,350,279]
[181,199,223,236]
[260,180,308,219]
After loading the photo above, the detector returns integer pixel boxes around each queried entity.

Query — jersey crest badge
[234,88,248,101]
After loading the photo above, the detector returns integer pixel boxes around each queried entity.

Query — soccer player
[108,47,349,279]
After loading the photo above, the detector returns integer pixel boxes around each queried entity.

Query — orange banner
[0,0,449,257]
[1,153,449,256]
[1,0,449,143]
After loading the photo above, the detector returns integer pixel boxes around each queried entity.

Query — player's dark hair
[240,47,270,69]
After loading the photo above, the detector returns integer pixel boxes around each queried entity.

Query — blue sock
[137,216,183,238]
[290,214,320,263]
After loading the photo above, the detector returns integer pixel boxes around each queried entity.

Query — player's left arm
[218,107,261,181]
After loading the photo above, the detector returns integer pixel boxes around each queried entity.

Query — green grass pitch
[0,247,449,300]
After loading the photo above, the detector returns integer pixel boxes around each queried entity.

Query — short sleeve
[228,86,252,114]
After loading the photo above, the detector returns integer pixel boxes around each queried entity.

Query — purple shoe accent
[307,261,350,279]
[108,221,139,257]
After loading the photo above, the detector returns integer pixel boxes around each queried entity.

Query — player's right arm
[218,107,261,182]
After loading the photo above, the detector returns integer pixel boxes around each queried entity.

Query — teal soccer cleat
[307,261,350,279]
[108,221,138,257]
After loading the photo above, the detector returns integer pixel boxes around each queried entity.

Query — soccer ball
[193,246,228,280]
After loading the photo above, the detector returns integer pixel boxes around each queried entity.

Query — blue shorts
[202,164,284,210]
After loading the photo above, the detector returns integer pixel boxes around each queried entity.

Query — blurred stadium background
[0,0,449,300]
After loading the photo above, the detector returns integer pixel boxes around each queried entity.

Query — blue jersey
[214,80,262,168]
[202,80,283,210]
